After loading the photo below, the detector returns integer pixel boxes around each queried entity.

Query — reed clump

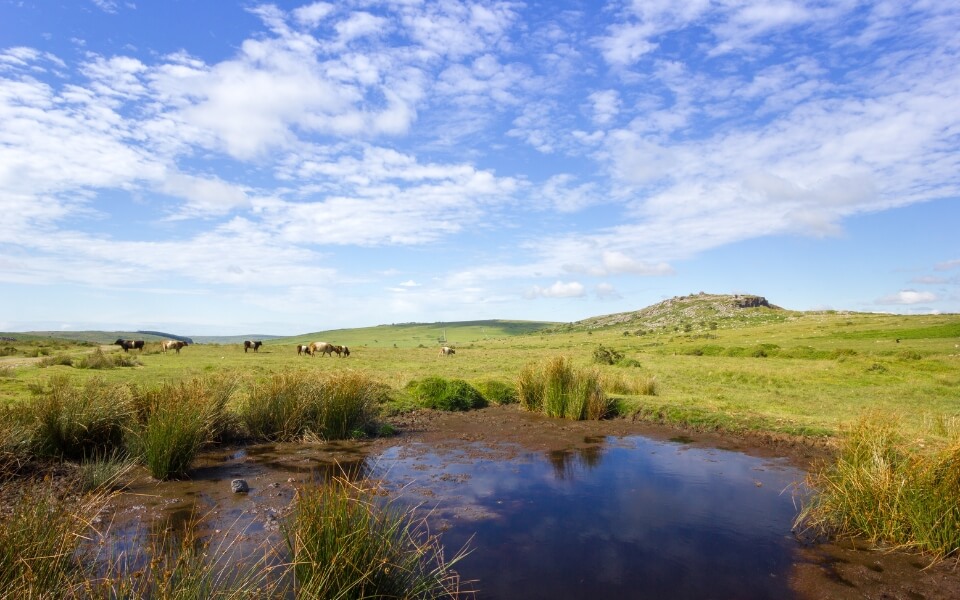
[517,356,610,420]
[30,375,133,460]
[796,415,960,561]
[129,374,236,480]
[0,483,109,597]
[241,370,384,442]
[285,476,470,599]
[601,371,658,396]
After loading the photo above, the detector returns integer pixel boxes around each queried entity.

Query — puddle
[372,436,803,600]
[91,434,805,598]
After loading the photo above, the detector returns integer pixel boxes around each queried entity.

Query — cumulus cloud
[526,281,586,299]
[877,290,938,305]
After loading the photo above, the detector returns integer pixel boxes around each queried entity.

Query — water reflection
[546,444,605,480]
[375,436,804,600]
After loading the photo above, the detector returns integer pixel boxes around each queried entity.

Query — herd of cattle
[113,339,456,357]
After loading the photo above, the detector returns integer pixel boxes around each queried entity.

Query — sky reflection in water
[375,436,805,600]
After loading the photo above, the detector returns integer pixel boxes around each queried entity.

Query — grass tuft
[30,375,133,460]
[129,374,236,480]
[517,356,610,420]
[405,377,487,411]
[285,476,470,599]
[241,370,384,442]
[796,415,960,560]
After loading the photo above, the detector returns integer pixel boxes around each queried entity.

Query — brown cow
[310,341,336,357]
[161,340,187,354]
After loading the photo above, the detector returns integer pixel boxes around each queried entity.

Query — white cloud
[595,282,621,299]
[526,281,586,299]
[876,290,938,305]
[935,259,960,271]
[293,3,335,28]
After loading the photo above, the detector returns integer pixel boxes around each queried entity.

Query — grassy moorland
[2,295,956,443]
[1,293,959,578]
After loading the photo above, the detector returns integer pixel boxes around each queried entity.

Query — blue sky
[1,1,958,336]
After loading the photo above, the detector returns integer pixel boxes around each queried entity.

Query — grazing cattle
[297,344,312,356]
[310,341,337,357]
[114,339,145,352]
[244,340,263,353]
[342,346,350,357]
[438,346,455,357]
[161,340,187,354]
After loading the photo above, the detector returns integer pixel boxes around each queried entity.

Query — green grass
[241,370,385,441]
[30,375,133,460]
[517,356,611,420]
[285,476,470,599]
[796,416,960,559]
[129,375,236,480]
[405,377,487,411]
[0,484,110,597]
[1,308,957,443]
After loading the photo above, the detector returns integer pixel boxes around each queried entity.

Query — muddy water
[98,434,811,599]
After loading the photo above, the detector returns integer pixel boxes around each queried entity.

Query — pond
[100,432,808,599]
[375,436,803,599]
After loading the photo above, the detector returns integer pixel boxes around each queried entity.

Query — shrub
[30,375,133,460]
[750,343,780,358]
[592,345,623,365]
[285,477,469,599]
[517,356,610,420]
[796,416,960,560]
[616,357,643,368]
[478,380,518,405]
[406,377,486,411]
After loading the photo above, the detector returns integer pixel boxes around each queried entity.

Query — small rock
[231,479,250,493]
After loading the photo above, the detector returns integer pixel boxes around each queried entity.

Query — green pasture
[2,309,958,441]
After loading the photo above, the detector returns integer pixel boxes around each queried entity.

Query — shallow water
[374,436,804,600]
[97,434,806,599]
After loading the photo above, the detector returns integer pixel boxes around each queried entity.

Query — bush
[616,357,643,368]
[478,380,518,405]
[30,375,133,460]
[285,477,469,599]
[592,345,623,365]
[517,356,610,420]
[406,377,486,411]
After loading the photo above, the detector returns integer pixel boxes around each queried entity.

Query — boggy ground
[391,406,960,600]
[6,404,958,599]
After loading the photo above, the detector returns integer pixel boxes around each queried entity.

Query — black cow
[114,338,145,352]
[244,340,263,353]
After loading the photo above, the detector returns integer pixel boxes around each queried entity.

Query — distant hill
[0,331,179,344]
[276,319,556,348]
[559,293,789,333]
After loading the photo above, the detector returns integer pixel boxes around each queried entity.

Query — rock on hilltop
[574,293,785,331]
